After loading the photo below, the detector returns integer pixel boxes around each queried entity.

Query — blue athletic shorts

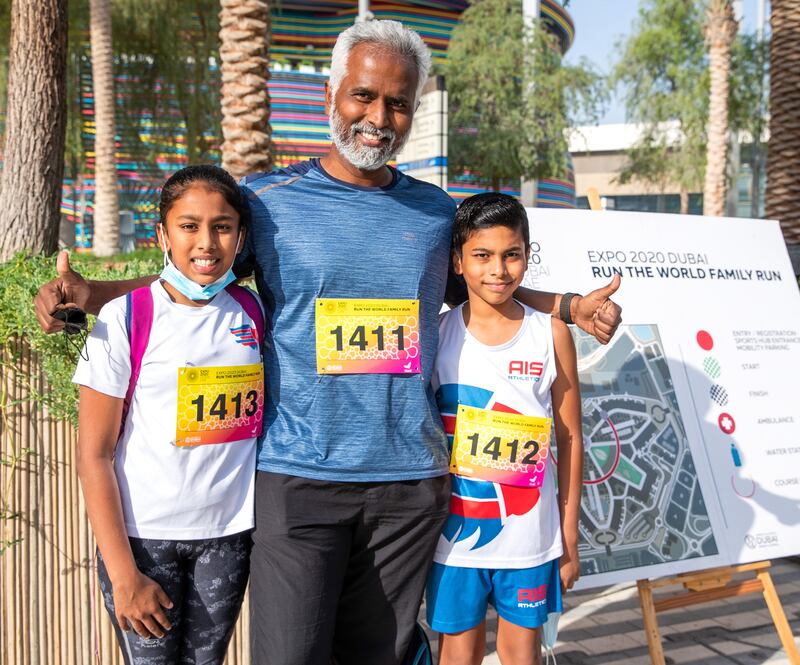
[426,558,562,633]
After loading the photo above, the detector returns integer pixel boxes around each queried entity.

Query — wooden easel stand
[637,561,800,665]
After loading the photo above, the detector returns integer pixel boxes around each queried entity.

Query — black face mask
[53,307,89,362]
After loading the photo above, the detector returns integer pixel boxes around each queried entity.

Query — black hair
[451,192,530,257]
[159,164,248,228]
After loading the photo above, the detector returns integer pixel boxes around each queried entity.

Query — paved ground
[421,558,800,664]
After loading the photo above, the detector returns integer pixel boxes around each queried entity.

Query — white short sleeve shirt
[73,281,262,540]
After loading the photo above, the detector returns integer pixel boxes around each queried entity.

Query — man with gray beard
[217,21,619,661]
[35,19,621,665]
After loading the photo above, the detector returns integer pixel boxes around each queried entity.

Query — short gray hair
[329,20,432,104]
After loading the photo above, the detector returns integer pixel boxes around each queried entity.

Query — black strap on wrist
[559,292,580,325]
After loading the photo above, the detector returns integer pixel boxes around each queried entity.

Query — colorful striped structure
[536,156,576,208]
[530,0,577,207]
[269,0,576,206]
[448,180,522,202]
[269,71,330,165]
[272,0,572,64]
[64,56,198,247]
[57,0,575,248]
[269,0,575,206]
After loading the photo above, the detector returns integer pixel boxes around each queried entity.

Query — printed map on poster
[571,326,718,578]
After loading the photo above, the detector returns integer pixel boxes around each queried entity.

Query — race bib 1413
[315,298,421,374]
[450,405,552,487]
[175,363,264,447]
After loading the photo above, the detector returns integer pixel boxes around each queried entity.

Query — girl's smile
[156,184,244,305]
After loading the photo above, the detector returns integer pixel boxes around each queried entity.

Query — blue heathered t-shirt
[237,159,456,481]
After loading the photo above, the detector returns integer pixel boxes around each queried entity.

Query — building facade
[56,0,578,248]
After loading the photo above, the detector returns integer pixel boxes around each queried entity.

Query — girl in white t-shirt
[74,165,264,664]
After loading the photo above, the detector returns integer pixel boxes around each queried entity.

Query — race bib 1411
[450,406,552,487]
[315,298,421,374]
[175,363,264,446]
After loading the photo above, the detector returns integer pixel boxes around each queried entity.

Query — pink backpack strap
[225,284,266,350]
[122,286,155,430]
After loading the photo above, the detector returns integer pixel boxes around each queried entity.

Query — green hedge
[0,249,162,425]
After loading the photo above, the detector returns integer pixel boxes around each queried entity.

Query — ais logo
[518,584,548,607]
[508,360,543,382]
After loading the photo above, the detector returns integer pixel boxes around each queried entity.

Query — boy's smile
[454,225,529,312]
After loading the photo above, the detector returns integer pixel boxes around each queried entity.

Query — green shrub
[0,249,161,425]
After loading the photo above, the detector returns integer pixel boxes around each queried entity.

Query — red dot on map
[718,412,736,435]
[697,330,714,350]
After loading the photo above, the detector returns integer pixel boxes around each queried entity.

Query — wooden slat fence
[0,339,250,664]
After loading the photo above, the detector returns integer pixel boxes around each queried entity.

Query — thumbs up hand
[34,250,91,333]
[572,274,622,345]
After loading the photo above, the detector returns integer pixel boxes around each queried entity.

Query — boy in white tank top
[426,193,584,665]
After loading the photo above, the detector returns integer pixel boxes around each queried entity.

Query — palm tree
[89,0,120,256]
[0,0,68,261]
[766,0,800,246]
[703,0,737,217]
[219,0,272,179]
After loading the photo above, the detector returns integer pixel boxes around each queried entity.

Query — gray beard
[328,105,410,171]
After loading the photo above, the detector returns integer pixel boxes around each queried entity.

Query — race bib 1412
[450,406,552,487]
[175,363,264,446]
[315,298,421,374]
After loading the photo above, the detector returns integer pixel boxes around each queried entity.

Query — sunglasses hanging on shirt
[53,307,89,362]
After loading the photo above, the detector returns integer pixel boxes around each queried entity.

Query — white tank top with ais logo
[432,302,563,569]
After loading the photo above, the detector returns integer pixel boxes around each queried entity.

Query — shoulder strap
[120,284,261,436]
[225,284,265,350]
[122,286,155,430]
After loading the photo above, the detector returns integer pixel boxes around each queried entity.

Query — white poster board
[522,208,800,589]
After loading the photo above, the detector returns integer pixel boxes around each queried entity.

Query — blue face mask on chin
[159,233,240,301]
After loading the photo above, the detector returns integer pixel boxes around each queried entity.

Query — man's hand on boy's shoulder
[572,274,622,345]
[35,251,92,333]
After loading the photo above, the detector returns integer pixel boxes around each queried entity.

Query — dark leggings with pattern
[97,531,252,665]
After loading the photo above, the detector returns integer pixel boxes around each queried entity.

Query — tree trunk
[703,0,737,217]
[766,0,800,244]
[89,0,120,256]
[219,0,272,179]
[680,186,689,215]
[0,0,68,262]
[751,143,763,218]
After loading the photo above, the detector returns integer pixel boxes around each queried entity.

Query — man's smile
[356,130,389,147]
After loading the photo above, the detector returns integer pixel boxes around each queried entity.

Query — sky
[563,0,769,124]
